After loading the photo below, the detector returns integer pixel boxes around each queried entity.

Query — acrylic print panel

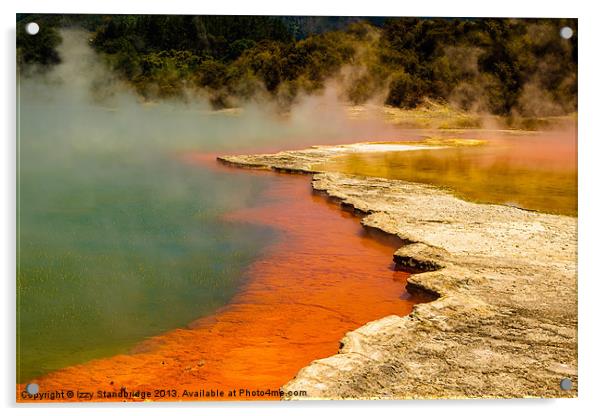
[16,14,578,402]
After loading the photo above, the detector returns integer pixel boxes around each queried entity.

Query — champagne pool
[16,37,410,382]
[16,32,577,384]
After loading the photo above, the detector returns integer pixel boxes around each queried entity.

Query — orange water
[18,156,427,402]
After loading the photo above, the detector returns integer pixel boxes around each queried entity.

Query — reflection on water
[314,132,577,216]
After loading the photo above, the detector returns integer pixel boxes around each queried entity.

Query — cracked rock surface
[218,145,577,399]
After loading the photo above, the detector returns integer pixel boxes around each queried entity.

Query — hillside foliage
[17,15,577,116]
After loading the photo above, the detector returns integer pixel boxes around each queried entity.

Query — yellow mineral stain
[314,132,577,216]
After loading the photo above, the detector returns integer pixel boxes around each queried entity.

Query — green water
[16,87,290,382]
[15,31,416,383]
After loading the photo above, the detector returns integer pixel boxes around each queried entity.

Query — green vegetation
[17,15,577,116]
[88,15,360,106]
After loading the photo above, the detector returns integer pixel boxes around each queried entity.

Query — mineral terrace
[218,142,578,399]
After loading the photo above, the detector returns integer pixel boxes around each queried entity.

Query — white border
[3,1,601,415]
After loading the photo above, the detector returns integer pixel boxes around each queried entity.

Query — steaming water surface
[16,32,405,383]
[17,89,283,382]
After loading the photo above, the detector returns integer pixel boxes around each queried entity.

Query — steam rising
[20,30,402,153]
[16,30,402,383]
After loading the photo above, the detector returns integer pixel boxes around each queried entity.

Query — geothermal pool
[16,39,417,385]
[16,32,576,395]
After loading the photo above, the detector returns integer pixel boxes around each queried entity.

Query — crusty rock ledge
[217,144,577,399]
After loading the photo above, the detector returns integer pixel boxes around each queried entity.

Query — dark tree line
[17,15,577,116]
